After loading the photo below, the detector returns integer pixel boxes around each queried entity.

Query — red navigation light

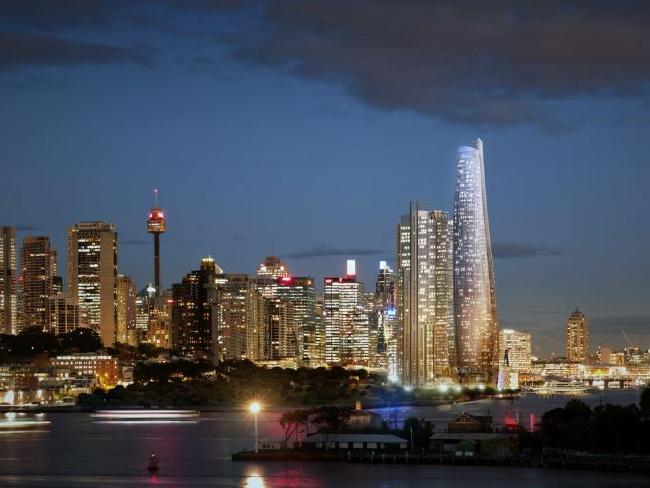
[325,278,333,284]
[166,299,174,304]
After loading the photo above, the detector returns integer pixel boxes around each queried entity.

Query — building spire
[154,188,158,207]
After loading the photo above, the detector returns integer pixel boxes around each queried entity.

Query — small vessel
[147,453,159,473]
[91,409,200,421]
[0,412,50,432]
[531,381,589,396]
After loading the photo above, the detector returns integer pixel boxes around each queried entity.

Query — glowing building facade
[453,139,498,382]
[210,273,264,362]
[171,257,220,358]
[256,256,290,279]
[567,308,588,362]
[48,293,79,335]
[67,222,117,346]
[498,329,532,373]
[276,276,318,366]
[324,262,369,366]
[19,236,58,332]
[375,261,398,379]
[397,203,454,388]
[116,275,137,344]
[0,226,17,335]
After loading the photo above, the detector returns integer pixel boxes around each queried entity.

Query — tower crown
[147,189,166,234]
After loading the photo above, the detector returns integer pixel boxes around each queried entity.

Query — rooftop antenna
[154,188,158,207]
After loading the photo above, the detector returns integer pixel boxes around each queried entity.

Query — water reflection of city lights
[245,474,265,488]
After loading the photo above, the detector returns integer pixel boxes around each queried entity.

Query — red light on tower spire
[147,189,166,296]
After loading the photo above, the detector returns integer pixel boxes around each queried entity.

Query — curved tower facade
[453,139,498,382]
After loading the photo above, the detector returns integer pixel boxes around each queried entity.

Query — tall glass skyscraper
[453,139,499,382]
[397,202,454,388]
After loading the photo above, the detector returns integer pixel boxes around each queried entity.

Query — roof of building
[431,433,515,441]
[304,434,407,444]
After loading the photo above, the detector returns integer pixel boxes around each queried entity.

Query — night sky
[1,1,649,356]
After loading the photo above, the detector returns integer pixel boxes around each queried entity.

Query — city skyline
[3,2,650,356]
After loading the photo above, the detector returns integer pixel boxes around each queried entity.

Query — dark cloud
[281,246,383,259]
[0,0,126,30]
[220,0,650,127]
[492,242,561,259]
[0,32,154,71]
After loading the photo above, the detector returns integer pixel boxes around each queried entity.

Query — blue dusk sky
[1,1,649,356]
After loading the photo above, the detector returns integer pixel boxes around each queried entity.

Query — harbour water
[0,389,645,487]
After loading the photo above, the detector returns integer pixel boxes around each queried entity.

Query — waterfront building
[0,226,17,334]
[146,189,166,296]
[48,293,80,335]
[256,255,290,279]
[116,275,137,345]
[210,273,265,362]
[18,236,58,332]
[498,329,532,373]
[67,222,117,346]
[51,353,119,388]
[397,203,454,388]
[171,257,220,358]
[566,308,589,362]
[324,261,369,366]
[453,139,499,382]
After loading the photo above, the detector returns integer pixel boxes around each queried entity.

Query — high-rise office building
[397,203,454,388]
[67,222,118,346]
[134,285,155,346]
[276,276,318,365]
[324,261,369,366]
[210,273,265,362]
[375,261,398,379]
[171,257,219,358]
[48,293,80,335]
[116,275,137,344]
[567,308,589,362]
[256,256,290,279]
[498,329,532,373]
[148,290,173,349]
[0,226,17,335]
[453,139,499,382]
[19,236,58,332]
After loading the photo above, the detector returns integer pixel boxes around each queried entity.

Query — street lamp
[249,401,261,453]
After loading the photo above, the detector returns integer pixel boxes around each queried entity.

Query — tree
[59,328,103,353]
[279,409,311,441]
[402,417,433,452]
[312,407,351,434]
[12,326,59,358]
[640,387,650,412]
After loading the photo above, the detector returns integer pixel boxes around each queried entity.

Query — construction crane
[621,330,635,349]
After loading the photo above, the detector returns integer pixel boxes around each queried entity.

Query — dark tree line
[541,389,650,454]
[0,326,103,362]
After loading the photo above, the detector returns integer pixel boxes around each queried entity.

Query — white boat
[530,381,589,396]
[0,413,50,431]
[91,409,200,420]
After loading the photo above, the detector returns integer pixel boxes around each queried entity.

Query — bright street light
[249,401,261,453]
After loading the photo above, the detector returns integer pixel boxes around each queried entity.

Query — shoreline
[231,449,650,474]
